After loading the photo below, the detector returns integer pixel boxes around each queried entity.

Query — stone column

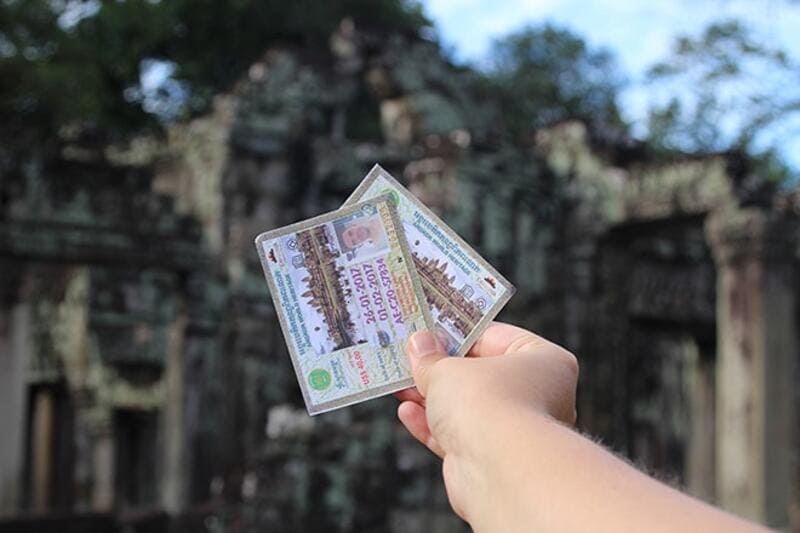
[91,419,115,511]
[706,207,798,528]
[30,388,55,511]
[0,300,31,515]
[684,337,716,503]
[161,303,188,514]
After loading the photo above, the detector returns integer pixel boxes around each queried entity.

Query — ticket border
[344,164,516,358]
[254,193,433,415]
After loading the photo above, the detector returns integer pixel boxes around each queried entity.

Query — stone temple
[0,21,797,533]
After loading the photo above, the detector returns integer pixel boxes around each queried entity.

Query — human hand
[395,322,579,526]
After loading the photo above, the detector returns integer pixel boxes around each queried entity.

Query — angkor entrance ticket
[255,194,432,415]
[345,165,515,357]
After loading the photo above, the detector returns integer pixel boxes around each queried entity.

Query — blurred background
[1,0,799,531]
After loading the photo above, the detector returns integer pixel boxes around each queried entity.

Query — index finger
[467,322,549,358]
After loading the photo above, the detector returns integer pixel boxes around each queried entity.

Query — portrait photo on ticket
[255,194,432,415]
[345,165,515,357]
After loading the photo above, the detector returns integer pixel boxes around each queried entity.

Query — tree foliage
[487,24,626,137]
[0,0,430,149]
[4,2,794,183]
[645,19,799,179]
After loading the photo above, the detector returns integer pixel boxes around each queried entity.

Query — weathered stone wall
[535,121,797,529]
[0,144,211,522]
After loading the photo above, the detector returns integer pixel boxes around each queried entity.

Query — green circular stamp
[382,188,400,206]
[308,368,332,391]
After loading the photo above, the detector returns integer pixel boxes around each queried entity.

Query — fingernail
[408,331,439,358]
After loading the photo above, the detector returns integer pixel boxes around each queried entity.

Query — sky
[421,0,800,169]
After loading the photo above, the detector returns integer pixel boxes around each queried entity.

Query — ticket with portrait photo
[345,165,515,357]
[255,194,432,415]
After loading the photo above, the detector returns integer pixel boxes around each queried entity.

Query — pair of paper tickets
[255,165,515,415]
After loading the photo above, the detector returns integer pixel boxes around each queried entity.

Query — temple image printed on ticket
[345,165,516,357]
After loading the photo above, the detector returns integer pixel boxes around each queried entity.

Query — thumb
[405,330,448,398]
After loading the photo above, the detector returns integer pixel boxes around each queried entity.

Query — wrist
[461,406,558,532]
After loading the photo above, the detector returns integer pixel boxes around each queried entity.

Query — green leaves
[487,24,626,137]
[0,0,432,150]
[645,18,799,177]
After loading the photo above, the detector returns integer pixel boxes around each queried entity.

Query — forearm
[467,404,765,533]
[404,327,765,532]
